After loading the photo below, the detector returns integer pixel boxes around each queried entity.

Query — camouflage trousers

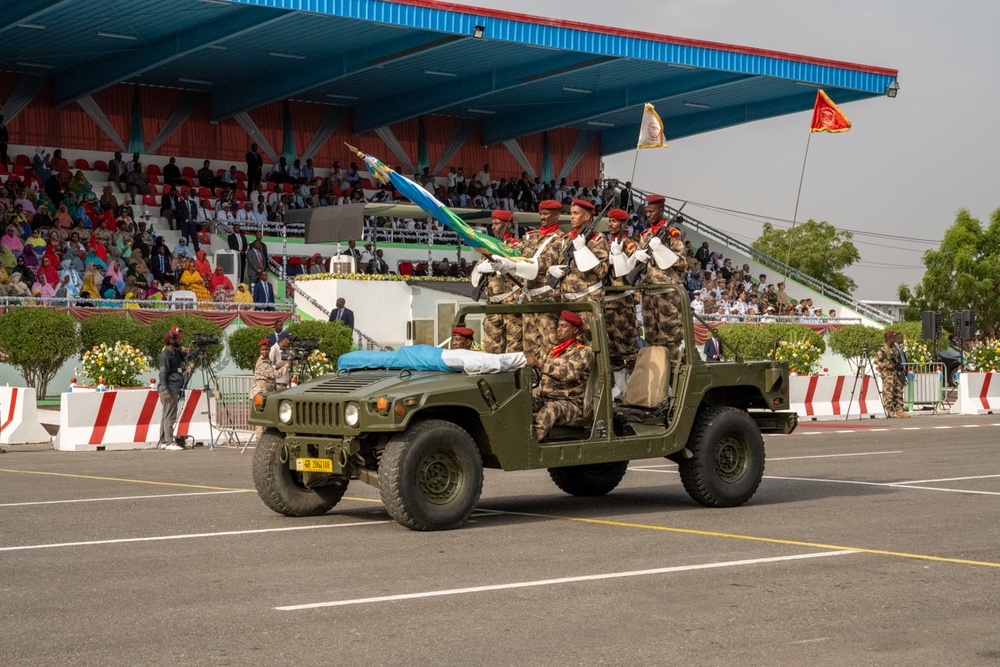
[532,390,584,441]
[642,289,683,352]
[605,293,639,371]
[880,372,906,415]
[522,311,560,362]
[483,312,523,355]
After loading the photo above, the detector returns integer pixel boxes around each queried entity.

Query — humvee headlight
[278,400,293,424]
[344,402,360,427]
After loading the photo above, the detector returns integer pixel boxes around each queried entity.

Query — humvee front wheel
[678,406,764,508]
[379,419,483,531]
[252,428,349,516]
[548,462,629,496]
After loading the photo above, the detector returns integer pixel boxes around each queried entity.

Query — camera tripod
[845,342,885,420]
[181,354,220,450]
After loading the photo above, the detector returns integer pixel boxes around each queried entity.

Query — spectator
[329,297,354,330]
[197,160,217,195]
[125,163,152,200]
[33,147,53,184]
[301,158,315,182]
[265,319,285,347]
[366,248,389,275]
[175,190,199,252]
[473,164,491,190]
[160,188,178,230]
[246,234,268,282]
[252,271,275,310]
[163,157,190,188]
[107,151,127,192]
[246,143,264,192]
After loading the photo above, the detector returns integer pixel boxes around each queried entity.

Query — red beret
[259,338,272,347]
[452,326,474,338]
[560,310,583,328]
[645,194,665,205]
[492,210,514,222]
[539,200,562,211]
[608,208,628,221]
[570,199,596,214]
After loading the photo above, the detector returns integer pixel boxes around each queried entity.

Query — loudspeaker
[954,310,976,339]
[922,311,941,340]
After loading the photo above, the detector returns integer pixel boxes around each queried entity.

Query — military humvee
[250,286,797,531]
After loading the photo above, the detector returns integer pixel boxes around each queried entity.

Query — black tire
[548,462,629,497]
[252,428,348,517]
[379,419,483,531]
[678,406,765,508]
[947,366,959,388]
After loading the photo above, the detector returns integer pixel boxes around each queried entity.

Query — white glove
[572,234,587,251]
[547,264,567,279]
[494,257,517,274]
[610,239,624,256]
[477,261,495,275]
[649,237,663,251]
[633,249,650,264]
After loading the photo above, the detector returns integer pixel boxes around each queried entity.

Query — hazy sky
[453,0,1000,300]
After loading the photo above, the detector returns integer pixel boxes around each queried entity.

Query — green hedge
[889,321,949,350]
[79,314,151,355]
[227,325,273,371]
[828,324,886,361]
[715,323,826,361]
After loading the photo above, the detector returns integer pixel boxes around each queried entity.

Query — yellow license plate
[295,458,333,473]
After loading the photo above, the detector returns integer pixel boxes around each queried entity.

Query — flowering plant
[78,342,150,387]
[304,351,336,380]
[966,339,1000,372]
[901,338,931,365]
[770,339,822,376]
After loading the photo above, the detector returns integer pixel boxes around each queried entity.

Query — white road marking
[275,550,859,610]
[768,451,903,461]
[767,475,1000,496]
[893,474,1000,485]
[902,427,921,430]
[934,426,951,429]
[764,475,893,488]
[962,424,981,428]
[0,520,389,552]
[0,490,250,508]
[887,485,1000,497]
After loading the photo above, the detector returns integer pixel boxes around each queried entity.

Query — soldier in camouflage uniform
[604,208,640,389]
[525,310,594,441]
[511,200,564,361]
[631,194,686,356]
[470,210,521,354]
[546,199,609,344]
[875,330,905,418]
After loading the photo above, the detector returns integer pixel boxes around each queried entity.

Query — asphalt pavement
[2,412,999,666]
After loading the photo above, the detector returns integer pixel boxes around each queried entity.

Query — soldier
[547,199,609,343]
[876,330,905,418]
[631,194,686,356]
[893,331,910,418]
[512,199,564,361]
[605,208,640,393]
[471,210,522,354]
[525,310,594,441]
[450,326,475,350]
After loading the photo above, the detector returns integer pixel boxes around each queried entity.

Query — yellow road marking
[480,509,1000,569]
[0,468,253,492]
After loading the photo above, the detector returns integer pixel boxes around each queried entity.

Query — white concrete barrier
[0,386,52,445]
[952,372,1000,415]
[56,389,213,451]
[789,375,886,421]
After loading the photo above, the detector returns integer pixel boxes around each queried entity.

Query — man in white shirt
[473,164,490,190]
[236,201,254,223]
[446,167,458,189]
[253,203,269,224]
[690,294,705,314]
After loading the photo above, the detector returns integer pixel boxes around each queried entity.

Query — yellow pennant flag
[637,103,667,149]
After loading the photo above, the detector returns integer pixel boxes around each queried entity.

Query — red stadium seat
[234,190,247,201]
[162,184,172,194]
[236,170,247,180]
[0,162,6,174]
[94,160,108,171]
[146,163,161,176]
[15,155,31,167]
[198,186,211,199]
[215,169,225,178]
[282,183,293,194]
[75,158,91,170]
[12,164,26,177]
[182,166,196,179]
[398,262,414,276]
[147,173,161,184]
[143,194,158,207]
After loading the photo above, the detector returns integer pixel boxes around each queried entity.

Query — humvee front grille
[295,402,339,429]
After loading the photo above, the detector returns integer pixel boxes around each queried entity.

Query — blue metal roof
[0,0,898,155]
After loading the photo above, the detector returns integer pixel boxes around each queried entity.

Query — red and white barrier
[0,386,52,445]
[789,375,886,421]
[952,372,1000,415]
[56,389,213,451]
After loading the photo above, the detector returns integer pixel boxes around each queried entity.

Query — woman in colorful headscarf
[1,225,24,255]
[0,244,16,272]
[209,265,234,303]
[11,256,34,287]
[99,272,120,300]
[84,247,108,272]
[37,256,60,287]
[105,259,126,294]
[99,186,119,216]
[33,273,58,300]
[24,229,46,257]
[52,203,73,229]
[130,254,152,288]
[193,249,212,280]
[59,258,83,289]
[10,204,30,238]
[33,147,52,184]
[8,271,31,298]
[179,259,211,302]
[233,282,252,305]
[50,149,72,187]
[81,264,101,297]
[67,170,90,195]
[146,278,165,305]
[55,273,80,299]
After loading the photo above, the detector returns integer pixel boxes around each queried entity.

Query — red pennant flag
[810,90,851,133]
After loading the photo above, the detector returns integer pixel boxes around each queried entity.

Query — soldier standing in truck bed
[604,207,640,393]
[470,210,521,354]
[631,194,686,356]
[515,199,564,361]
[547,199,609,344]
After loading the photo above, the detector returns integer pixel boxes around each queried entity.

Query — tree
[898,208,1000,337]
[79,314,150,355]
[227,325,273,371]
[0,308,80,398]
[751,220,860,294]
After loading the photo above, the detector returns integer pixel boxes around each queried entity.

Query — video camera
[187,333,220,367]
[282,337,320,363]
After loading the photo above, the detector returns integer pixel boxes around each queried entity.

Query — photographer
[158,326,188,451]
[269,331,295,388]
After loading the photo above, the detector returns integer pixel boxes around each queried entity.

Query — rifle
[626,202,687,286]
[545,199,615,289]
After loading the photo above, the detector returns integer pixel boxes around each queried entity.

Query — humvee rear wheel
[379,419,483,531]
[678,406,764,508]
[548,462,629,496]
[252,428,348,517]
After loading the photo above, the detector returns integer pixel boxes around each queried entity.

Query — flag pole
[783,131,813,271]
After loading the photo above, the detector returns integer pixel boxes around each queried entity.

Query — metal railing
[286,277,388,351]
[904,362,945,413]
[610,180,894,325]
[212,374,256,449]
[697,313,862,325]
[0,295,294,312]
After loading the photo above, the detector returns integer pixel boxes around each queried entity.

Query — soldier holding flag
[471,210,522,354]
